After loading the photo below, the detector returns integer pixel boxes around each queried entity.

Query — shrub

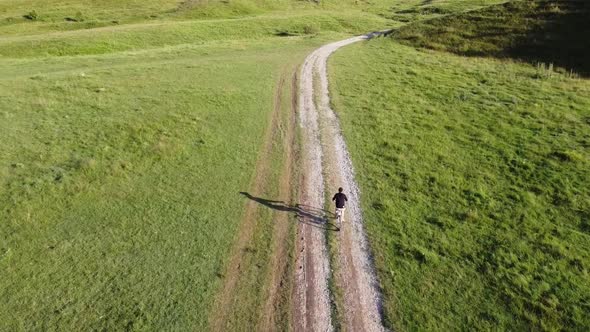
[75,11,85,22]
[548,3,561,14]
[303,24,319,35]
[23,10,38,21]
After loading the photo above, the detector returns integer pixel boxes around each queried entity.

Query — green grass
[330,28,590,332]
[0,0,557,329]
[0,0,390,327]
[392,0,590,76]
[216,61,299,330]
[0,38,320,330]
[0,0,507,37]
[0,0,400,328]
[386,0,508,22]
[0,12,390,58]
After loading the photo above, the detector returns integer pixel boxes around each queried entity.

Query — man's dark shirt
[332,193,348,208]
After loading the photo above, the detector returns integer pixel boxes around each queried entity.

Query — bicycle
[335,207,345,230]
[332,187,348,231]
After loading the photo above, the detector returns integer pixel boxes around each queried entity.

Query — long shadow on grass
[392,0,590,76]
[504,0,590,76]
[239,192,339,231]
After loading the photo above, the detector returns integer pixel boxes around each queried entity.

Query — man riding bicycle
[332,187,348,230]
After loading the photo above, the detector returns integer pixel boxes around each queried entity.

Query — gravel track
[295,32,387,331]
[293,44,333,332]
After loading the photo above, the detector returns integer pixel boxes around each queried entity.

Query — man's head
[338,187,343,193]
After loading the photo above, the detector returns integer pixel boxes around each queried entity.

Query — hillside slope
[392,0,590,76]
[0,0,520,330]
[330,0,590,330]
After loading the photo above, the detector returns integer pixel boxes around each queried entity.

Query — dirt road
[210,33,387,332]
[294,33,387,331]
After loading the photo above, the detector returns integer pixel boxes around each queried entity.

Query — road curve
[294,32,387,332]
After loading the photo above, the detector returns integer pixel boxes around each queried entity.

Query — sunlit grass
[330,36,590,331]
[1,0,535,329]
[0,38,320,330]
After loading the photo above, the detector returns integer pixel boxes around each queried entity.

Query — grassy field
[0,38,320,330]
[1,0,535,329]
[329,1,590,330]
[392,0,590,76]
[0,0,399,329]
[0,1,334,328]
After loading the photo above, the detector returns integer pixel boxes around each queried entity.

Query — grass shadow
[391,0,590,76]
[506,0,590,76]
